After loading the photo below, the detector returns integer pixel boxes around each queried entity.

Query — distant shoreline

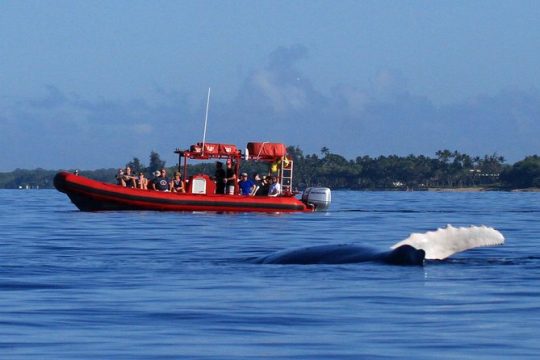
[329,187,540,192]
[427,187,540,192]
[7,186,540,192]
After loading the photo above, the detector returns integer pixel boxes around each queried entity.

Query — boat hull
[54,172,310,213]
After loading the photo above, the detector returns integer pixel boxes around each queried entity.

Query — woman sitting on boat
[137,172,148,190]
[115,168,125,186]
[170,172,185,193]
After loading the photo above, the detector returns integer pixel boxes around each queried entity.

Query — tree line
[287,147,539,190]
[1,148,539,190]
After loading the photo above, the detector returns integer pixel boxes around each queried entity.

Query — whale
[253,225,504,266]
[253,243,426,265]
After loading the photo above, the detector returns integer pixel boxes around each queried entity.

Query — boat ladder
[280,159,293,193]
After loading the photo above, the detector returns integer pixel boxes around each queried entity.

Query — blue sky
[1,0,539,171]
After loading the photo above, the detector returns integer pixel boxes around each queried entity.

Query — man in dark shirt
[152,168,170,191]
[255,176,270,196]
[215,161,226,194]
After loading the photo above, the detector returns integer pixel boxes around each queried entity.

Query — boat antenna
[201,87,211,154]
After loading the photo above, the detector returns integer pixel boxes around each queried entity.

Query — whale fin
[390,225,504,260]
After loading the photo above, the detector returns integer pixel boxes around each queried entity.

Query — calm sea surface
[0,190,539,359]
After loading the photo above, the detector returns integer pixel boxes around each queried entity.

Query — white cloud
[1,46,539,170]
[251,70,307,113]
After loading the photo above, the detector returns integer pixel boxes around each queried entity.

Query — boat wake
[252,225,504,266]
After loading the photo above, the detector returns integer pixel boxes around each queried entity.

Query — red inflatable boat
[54,142,331,213]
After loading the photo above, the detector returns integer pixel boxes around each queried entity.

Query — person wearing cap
[170,171,185,193]
[250,173,262,196]
[149,170,160,190]
[254,175,269,196]
[238,172,255,196]
[151,169,169,191]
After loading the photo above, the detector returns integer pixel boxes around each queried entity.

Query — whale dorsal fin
[390,225,504,260]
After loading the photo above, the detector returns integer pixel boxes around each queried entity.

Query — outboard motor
[302,187,331,211]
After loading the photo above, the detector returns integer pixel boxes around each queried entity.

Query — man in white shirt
[268,175,281,196]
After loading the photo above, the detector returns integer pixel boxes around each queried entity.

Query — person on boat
[137,172,148,190]
[250,173,261,196]
[225,160,236,195]
[152,169,170,191]
[268,175,281,197]
[122,166,137,188]
[150,170,161,190]
[254,175,270,196]
[116,168,125,186]
[214,161,226,194]
[238,172,255,196]
[170,171,185,193]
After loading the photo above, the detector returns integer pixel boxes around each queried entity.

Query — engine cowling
[302,187,331,211]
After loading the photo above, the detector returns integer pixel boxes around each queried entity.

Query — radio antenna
[201,87,211,154]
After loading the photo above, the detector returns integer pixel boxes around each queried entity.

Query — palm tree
[320,147,330,157]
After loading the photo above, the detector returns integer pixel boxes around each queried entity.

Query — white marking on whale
[254,225,504,265]
[391,225,505,260]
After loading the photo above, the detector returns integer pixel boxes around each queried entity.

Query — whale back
[253,244,425,265]
[254,244,380,265]
[391,225,504,260]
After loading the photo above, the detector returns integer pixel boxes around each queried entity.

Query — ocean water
[0,190,539,359]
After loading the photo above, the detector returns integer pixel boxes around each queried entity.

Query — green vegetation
[499,155,540,188]
[287,147,512,190]
[1,147,539,190]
